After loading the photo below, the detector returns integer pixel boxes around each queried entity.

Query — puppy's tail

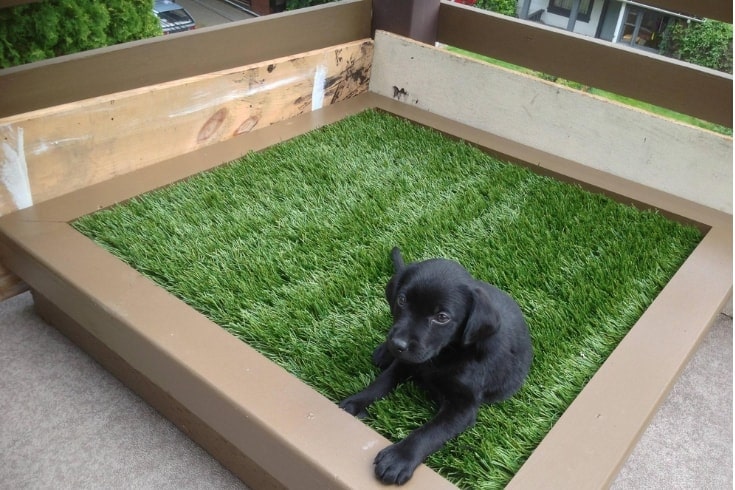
[390,247,405,272]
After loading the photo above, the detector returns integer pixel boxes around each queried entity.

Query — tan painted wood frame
[0,88,731,488]
[1,0,731,300]
[437,1,733,127]
[0,0,372,118]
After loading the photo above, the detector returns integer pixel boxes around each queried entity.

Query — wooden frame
[0,1,731,487]
[1,0,731,300]
[1,87,730,488]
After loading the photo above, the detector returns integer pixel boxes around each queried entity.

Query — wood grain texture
[437,2,733,127]
[0,39,372,217]
[0,39,372,299]
[0,0,372,118]
[371,31,732,213]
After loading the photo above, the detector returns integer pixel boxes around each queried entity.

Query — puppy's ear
[385,274,400,311]
[385,247,406,312]
[462,287,500,346]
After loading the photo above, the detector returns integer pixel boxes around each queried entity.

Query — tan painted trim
[0,95,458,489]
[0,0,372,118]
[640,0,732,23]
[31,291,286,490]
[437,1,733,127]
[0,92,730,488]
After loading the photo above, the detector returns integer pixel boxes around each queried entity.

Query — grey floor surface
[0,291,731,489]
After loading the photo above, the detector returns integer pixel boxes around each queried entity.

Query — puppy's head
[384,250,500,364]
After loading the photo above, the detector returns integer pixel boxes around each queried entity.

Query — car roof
[154,0,186,13]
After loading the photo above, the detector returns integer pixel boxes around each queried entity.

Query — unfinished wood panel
[371,31,732,213]
[0,0,372,118]
[0,39,372,300]
[0,39,372,217]
[437,2,733,127]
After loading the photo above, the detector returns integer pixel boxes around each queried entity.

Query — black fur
[339,247,533,485]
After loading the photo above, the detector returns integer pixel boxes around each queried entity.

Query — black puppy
[339,247,533,485]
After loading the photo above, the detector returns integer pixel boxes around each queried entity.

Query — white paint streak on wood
[312,64,328,111]
[31,136,90,156]
[1,126,33,210]
[168,74,307,118]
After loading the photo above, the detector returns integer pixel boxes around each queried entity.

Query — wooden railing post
[372,0,440,44]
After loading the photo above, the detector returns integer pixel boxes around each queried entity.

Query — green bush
[475,0,517,17]
[285,0,328,10]
[660,19,733,74]
[0,0,161,68]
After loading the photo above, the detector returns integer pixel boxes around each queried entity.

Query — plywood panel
[437,2,733,127]
[370,31,732,213]
[0,39,372,217]
[0,39,372,299]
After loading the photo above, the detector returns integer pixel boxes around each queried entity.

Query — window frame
[547,0,594,23]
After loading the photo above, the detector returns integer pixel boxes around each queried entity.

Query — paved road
[176,0,255,28]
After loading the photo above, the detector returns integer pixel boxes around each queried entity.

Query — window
[548,0,594,22]
[618,6,672,50]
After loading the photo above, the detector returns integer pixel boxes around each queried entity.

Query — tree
[660,19,733,74]
[475,0,517,17]
[0,0,161,68]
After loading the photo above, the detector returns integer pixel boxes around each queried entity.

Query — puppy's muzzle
[388,337,409,354]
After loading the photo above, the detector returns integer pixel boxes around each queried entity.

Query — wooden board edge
[1,92,731,489]
[437,2,733,127]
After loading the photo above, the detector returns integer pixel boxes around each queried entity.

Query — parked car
[154,0,196,34]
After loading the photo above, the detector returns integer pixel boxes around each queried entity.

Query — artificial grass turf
[73,109,702,488]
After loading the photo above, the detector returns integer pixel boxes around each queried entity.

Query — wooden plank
[0,0,372,118]
[370,31,732,213]
[642,0,732,23]
[0,39,372,300]
[0,39,372,218]
[0,93,730,489]
[372,0,440,44]
[437,1,733,127]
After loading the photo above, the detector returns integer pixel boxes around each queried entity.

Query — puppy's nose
[390,338,409,353]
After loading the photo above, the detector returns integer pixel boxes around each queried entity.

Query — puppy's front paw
[338,395,369,419]
[374,442,420,485]
[372,342,394,370]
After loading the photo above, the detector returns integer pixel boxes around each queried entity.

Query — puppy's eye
[397,294,407,307]
[434,312,451,324]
